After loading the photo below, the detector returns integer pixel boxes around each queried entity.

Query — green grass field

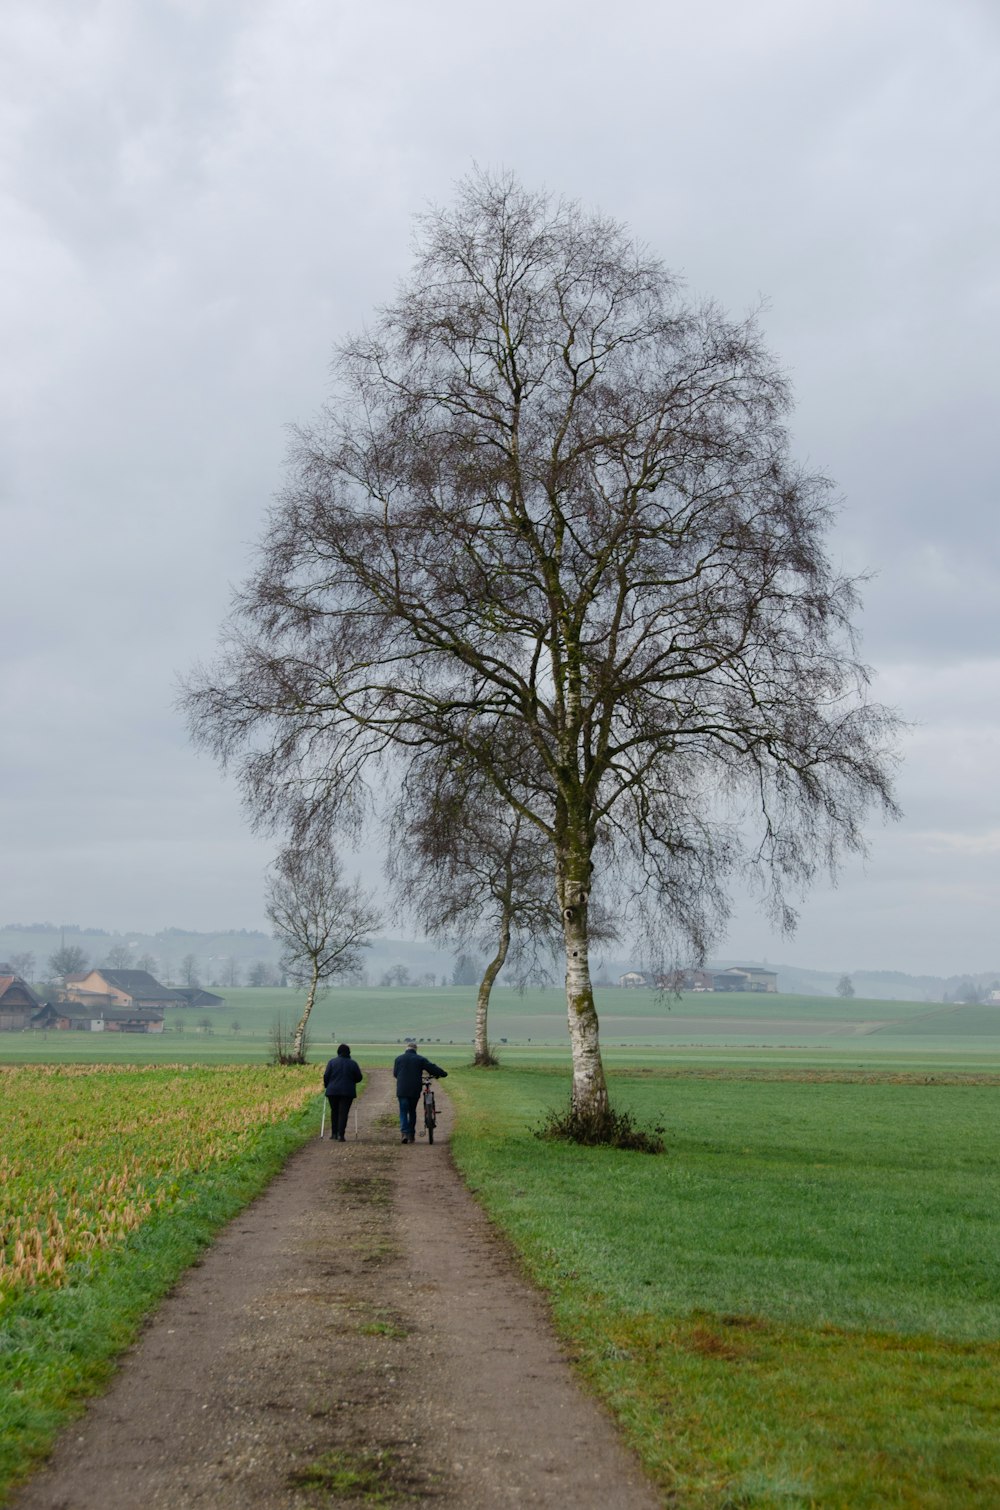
[448,1064,1000,1506]
[5,985,1000,1066]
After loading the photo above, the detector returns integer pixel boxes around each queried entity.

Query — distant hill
[2,922,996,1002]
[0,922,456,989]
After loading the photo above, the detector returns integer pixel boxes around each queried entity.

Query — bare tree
[388,756,563,1065]
[451,953,481,987]
[836,974,855,999]
[266,844,381,1062]
[104,943,134,970]
[134,952,158,975]
[247,960,278,987]
[180,953,200,989]
[8,951,35,981]
[185,170,899,1130]
[48,944,87,981]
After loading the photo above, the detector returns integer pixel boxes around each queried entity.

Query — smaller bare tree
[104,943,134,970]
[247,960,277,987]
[180,953,201,989]
[48,944,88,982]
[8,951,35,981]
[267,843,381,1063]
[388,761,565,1066]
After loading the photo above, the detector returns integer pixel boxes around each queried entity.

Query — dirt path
[13,1070,660,1509]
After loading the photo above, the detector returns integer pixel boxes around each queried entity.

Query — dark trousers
[327,1095,353,1139]
[398,1095,419,1138]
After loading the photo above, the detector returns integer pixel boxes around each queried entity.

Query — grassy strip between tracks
[0,1064,323,1505]
[447,1064,1000,1508]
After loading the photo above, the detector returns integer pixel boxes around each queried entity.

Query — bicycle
[421,1075,437,1144]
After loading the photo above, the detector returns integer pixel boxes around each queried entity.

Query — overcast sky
[1,0,997,977]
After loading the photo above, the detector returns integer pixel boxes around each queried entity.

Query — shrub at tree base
[536,1100,665,1154]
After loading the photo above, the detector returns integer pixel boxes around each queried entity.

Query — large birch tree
[185,171,899,1130]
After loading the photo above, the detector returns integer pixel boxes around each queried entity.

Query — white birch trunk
[474,911,511,1064]
[559,842,609,1119]
[292,962,320,1062]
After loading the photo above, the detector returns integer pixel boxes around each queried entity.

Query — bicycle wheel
[426,1115,435,1144]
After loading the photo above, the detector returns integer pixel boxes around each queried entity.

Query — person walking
[393,1038,447,1143]
[322,1043,363,1141]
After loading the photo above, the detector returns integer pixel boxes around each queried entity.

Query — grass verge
[448,1064,1000,1507]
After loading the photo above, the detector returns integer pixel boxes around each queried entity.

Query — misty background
[2,0,997,979]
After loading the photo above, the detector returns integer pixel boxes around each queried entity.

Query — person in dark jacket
[322,1043,363,1141]
[393,1039,447,1144]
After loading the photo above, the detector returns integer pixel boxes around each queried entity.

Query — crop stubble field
[3,992,1000,1506]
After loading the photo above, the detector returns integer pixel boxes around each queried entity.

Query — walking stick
[353,1101,359,1140]
[320,1099,327,1140]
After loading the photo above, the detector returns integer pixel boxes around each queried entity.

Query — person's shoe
[401,1134,409,1144]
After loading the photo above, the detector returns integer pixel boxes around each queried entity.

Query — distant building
[0,973,164,1032]
[63,968,182,1011]
[0,971,44,1030]
[618,971,651,988]
[654,969,715,992]
[171,988,225,1008]
[60,1005,165,1033]
[29,1002,71,1031]
[712,967,778,993]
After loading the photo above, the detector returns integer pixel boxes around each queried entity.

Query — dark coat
[392,1048,447,1100]
[323,1053,363,1100]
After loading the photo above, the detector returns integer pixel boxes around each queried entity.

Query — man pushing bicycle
[393,1038,447,1143]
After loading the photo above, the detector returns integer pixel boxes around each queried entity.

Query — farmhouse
[712,966,779,992]
[27,1001,164,1032]
[63,968,181,1011]
[83,1007,165,1033]
[618,971,651,988]
[0,970,44,1030]
[28,1002,72,1030]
